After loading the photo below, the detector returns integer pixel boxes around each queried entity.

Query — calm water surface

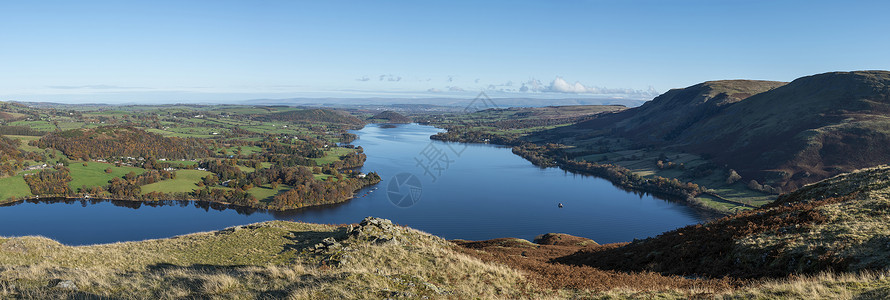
[0,124,711,245]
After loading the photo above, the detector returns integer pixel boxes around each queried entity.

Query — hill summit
[567,70,890,190]
[368,111,412,123]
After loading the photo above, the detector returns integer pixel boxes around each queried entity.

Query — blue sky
[1,0,888,104]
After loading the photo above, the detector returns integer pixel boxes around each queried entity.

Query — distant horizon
[0,84,659,106]
[2,1,888,104]
[3,93,650,109]
[6,69,888,107]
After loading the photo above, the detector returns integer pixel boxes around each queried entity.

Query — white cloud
[519,78,544,92]
[378,74,402,82]
[427,88,442,93]
[447,86,464,92]
[48,84,146,90]
[491,77,660,97]
[549,77,598,93]
[485,81,516,93]
[356,76,370,82]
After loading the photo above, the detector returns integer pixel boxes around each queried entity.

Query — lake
[0,123,710,245]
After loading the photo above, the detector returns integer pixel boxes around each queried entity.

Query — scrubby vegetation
[557,165,890,279]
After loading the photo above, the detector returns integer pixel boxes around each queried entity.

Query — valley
[4,1,889,298]
[3,70,890,298]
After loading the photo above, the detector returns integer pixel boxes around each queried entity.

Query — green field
[68,162,147,191]
[0,175,32,201]
[312,147,356,165]
[236,165,255,172]
[248,184,291,203]
[223,145,262,156]
[140,169,212,194]
[8,120,55,132]
[4,135,43,153]
[574,147,775,212]
[0,102,370,211]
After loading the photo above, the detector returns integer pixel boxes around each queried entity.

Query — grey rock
[350,217,401,245]
[55,280,77,290]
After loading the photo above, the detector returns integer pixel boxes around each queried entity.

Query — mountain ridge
[557,70,890,191]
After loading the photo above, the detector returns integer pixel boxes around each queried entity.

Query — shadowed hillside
[552,71,890,192]
[577,80,786,143]
[556,165,890,278]
[676,71,890,190]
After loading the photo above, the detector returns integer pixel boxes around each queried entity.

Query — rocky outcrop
[305,217,405,267]
[50,280,77,290]
[347,216,401,245]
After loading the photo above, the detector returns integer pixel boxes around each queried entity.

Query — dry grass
[719,271,890,299]
[2,219,890,299]
[0,220,534,299]
[453,238,743,294]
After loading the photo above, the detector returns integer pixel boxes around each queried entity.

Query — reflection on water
[0,123,710,246]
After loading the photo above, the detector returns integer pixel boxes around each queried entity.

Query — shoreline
[0,176,381,212]
[429,129,743,216]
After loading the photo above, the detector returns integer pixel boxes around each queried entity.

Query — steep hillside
[560,71,890,192]
[557,165,890,278]
[367,110,412,123]
[576,80,785,143]
[676,71,890,189]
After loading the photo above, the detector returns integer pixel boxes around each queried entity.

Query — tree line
[512,143,704,204]
[23,166,72,195]
[34,126,212,161]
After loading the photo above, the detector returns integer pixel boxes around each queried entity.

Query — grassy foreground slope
[0,218,531,299]
[4,213,890,298]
